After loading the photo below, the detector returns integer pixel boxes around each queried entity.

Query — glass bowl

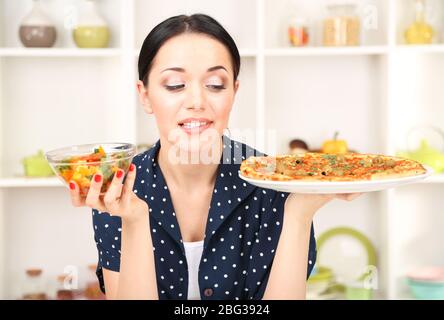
[45,143,137,197]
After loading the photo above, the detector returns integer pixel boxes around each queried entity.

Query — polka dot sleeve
[92,209,122,272]
[245,190,317,300]
[307,223,317,278]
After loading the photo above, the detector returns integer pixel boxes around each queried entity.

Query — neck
[157,137,224,190]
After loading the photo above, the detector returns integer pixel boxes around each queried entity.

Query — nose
[186,82,206,110]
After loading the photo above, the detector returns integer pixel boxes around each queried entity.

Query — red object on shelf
[407,267,444,282]
[288,16,309,47]
[288,25,309,47]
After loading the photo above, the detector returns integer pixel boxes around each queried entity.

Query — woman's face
[137,33,239,158]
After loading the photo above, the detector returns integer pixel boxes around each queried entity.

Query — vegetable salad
[54,146,131,196]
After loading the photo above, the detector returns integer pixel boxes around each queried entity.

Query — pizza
[240,153,427,182]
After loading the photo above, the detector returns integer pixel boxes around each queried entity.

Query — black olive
[296,160,301,164]
[321,171,327,176]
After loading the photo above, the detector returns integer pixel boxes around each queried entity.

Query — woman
[68,14,361,300]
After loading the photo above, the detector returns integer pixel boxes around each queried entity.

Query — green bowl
[345,281,373,300]
[307,266,334,295]
[407,278,444,300]
[22,150,55,177]
[308,266,333,283]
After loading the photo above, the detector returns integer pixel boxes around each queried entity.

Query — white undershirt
[183,240,204,300]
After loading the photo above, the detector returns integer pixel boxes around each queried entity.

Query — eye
[165,84,185,91]
[206,84,226,91]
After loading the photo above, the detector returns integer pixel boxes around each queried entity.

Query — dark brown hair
[138,14,241,86]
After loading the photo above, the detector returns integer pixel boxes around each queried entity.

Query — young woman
[68,14,361,300]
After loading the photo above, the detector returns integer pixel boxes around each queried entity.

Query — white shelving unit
[0,0,443,300]
[0,48,123,57]
[264,46,389,56]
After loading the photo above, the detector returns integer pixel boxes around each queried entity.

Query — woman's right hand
[68,163,148,224]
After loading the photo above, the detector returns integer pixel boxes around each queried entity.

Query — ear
[234,80,240,95]
[136,80,153,114]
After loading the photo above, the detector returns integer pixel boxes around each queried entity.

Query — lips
[178,117,214,134]
[178,118,213,129]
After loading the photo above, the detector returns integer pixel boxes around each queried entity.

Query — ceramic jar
[73,0,110,48]
[19,0,57,48]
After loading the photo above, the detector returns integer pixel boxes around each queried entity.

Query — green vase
[73,0,110,48]
[73,26,109,48]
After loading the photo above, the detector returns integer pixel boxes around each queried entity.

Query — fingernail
[94,174,102,183]
[69,182,76,190]
[129,164,135,172]
[116,169,124,179]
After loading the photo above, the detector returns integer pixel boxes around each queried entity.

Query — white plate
[238,166,434,194]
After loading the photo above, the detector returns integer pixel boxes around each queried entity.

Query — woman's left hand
[284,192,363,222]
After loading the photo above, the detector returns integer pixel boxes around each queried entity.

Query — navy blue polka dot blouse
[92,135,317,300]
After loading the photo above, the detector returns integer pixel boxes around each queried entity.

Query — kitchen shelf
[0,0,443,300]
[238,49,258,57]
[0,48,123,57]
[133,48,258,58]
[394,44,444,54]
[264,45,444,57]
[0,177,62,188]
[0,0,123,49]
[420,174,444,183]
[264,46,389,57]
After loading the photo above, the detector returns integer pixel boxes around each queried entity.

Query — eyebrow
[161,65,228,73]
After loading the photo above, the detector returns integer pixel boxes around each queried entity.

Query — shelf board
[395,44,444,54]
[0,177,63,188]
[134,48,257,58]
[239,49,258,57]
[264,46,388,57]
[421,174,444,184]
[0,48,123,57]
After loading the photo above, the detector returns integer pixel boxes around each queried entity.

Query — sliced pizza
[240,153,426,182]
